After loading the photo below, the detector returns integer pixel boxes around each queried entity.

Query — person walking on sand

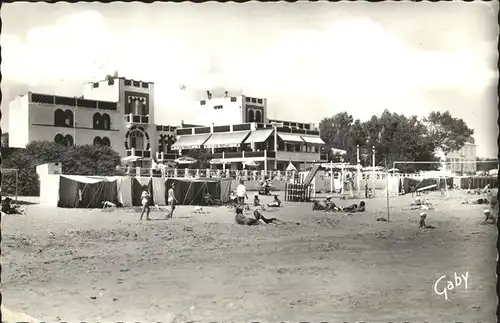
[165,183,178,219]
[140,185,151,221]
[236,179,248,206]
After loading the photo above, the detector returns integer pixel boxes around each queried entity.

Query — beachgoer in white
[236,179,248,205]
[165,183,178,219]
[102,201,116,209]
[140,186,151,221]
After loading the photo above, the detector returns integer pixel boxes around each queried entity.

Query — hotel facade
[8,77,326,171]
[443,142,477,175]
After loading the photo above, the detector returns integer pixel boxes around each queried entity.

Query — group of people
[139,183,177,221]
[1,197,26,215]
[312,195,366,213]
[233,179,286,226]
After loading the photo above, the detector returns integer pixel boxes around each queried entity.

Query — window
[257,99,263,104]
[55,109,74,127]
[245,97,251,102]
[102,114,111,130]
[102,137,111,146]
[54,109,65,126]
[251,98,257,103]
[54,134,65,144]
[128,129,145,150]
[93,136,103,145]
[64,110,74,127]
[65,135,74,146]
[93,113,101,129]
[248,110,254,122]
[255,110,262,123]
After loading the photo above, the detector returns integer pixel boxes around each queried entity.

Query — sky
[1,2,498,157]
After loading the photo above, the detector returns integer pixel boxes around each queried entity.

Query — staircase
[302,164,321,186]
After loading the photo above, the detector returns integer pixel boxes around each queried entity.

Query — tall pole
[356,144,360,197]
[15,170,18,203]
[330,160,333,193]
[385,158,390,222]
[372,146,375,196]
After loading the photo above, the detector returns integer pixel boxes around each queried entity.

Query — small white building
[443,142,477,175]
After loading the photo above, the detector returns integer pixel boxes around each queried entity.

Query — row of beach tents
[39,175,233,208]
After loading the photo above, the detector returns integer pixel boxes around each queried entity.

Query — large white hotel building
[8,77,327,172]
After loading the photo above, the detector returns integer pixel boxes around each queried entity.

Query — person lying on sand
[253,210,299,225]
[1,197,26,215]
[253,210,284,224]
[342,204,358,213]
[235,204,260,226]
[419,213,435,229]
[312,199,327,211]
[356,201,366,212]
[267,195,282,208]
[324,196,340,212]
[481,209,496,225]
[102,201,116,209]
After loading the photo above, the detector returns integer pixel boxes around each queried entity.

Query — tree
[424,111,474,154]
[371,110,439,172]
[1,141,121,196]
[319,112,359,162]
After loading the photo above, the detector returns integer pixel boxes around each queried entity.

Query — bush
[1,141,121,196]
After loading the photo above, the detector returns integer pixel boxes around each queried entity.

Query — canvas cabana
[56,175,118,208]
[164,178,232,206]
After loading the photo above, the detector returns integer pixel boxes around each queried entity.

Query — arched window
[128,129,145,150]
[64,110,74,127]
[93,136,103,146]
[54,134,65,144]
[64,135,74,147]
[54,109,65,127]
[248,109,254,122]
[158,134,166,153]
[102,137,111,147]
[102,113,110,130]
[255,110,262,123]
[93,113,102,129]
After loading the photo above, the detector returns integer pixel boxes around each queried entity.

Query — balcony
[125,114,150,125]
[126,148,152,158]
[185,151,276,160]
[156,152,180,160]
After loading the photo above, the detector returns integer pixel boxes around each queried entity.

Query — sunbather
[1,197,25,215]
[235,204,260,226]
[267,195,282,208]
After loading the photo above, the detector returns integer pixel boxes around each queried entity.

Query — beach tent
[58,175,118,208]
[152,177,166,205]
[164,177,232,205]
[116,176,133,207]
[131,177,153,206]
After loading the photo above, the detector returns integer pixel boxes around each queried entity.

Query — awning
[301,136,325,145]
[277,132,305,143]
[244,129,274,144]
[171,134,211,150]
[203,131,250,149]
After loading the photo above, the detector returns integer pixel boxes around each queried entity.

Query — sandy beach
[2,191,496,322]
